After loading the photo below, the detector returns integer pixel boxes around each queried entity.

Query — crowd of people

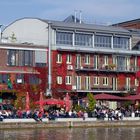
[0,103,140,122]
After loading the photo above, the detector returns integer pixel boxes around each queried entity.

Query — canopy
[35,98,64,106]
[124,94,140,101]
[94,93,123,100]
[44,98,64,105]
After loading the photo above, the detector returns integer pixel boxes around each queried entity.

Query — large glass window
[23,50,33,66]
[113,37,129,49]
[56,31,73,45]
[95,35,111,48]
[7,50,33,66]
[75,33,92,46]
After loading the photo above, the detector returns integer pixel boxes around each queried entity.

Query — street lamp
[46,21,52,97]
[0,24,3,42]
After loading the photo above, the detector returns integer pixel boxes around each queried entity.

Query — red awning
[35,98,65,106]
[136,71,140,78]
[94,93,123,100]
[124,94,140,101]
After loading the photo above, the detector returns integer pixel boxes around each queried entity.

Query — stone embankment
[0,118,140,129]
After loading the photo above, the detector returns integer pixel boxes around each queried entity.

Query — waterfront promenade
[1,117,140,129]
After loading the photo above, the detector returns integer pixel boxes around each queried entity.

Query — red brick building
[113,18,140,29]
[1,16,140,106]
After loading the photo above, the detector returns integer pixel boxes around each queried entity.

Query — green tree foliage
[87,93,96,112]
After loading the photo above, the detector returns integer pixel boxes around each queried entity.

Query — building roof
[40,15,130,34]
[113,18,140,26]
[63,15,83,23]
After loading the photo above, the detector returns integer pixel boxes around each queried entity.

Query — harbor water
[0,127,140,140]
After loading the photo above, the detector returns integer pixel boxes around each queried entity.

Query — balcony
[74,86,133,94]
[75,64,138,73]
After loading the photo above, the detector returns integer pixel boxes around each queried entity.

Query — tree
[87,93,96,112]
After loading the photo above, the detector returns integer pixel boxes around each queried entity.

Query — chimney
[74,10,77,23]
[79,10,82,24]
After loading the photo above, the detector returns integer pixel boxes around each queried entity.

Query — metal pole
[46,21,52,96]
[0,25,3,42]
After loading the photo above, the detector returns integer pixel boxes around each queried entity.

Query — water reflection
[0,127,140,140]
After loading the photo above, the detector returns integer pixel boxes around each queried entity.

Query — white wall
[2,18,49,46]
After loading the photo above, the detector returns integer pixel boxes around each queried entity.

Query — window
[56,31,73,45]
[95,35,111,48]
[75,33,92,46]
[65,76,72,85]
[0,74,9,84]
[56,54,62,63]
[85,55,90,65]
[125,57,130,71]
[35,63,46,67]
[35,50,47,67]
[76,54,81,68]
[94,55,99,69]
[112,77,117,90]
[126,77,130,90]
[16,74,24,84]
[7,50,18,66]
[29,75,39,85]
[113,37,129,49]
[116,56,125,71]
[23,50,33,66]
[135,79,138,86]
[93,77,99,85]
[76,76,81,90]
[103,77,108,86]
[57,76,62,84]
[103,56,108,65]
[85,76,90,90]
[66,54,72,64]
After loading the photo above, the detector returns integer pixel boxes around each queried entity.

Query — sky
[0,0,140,26]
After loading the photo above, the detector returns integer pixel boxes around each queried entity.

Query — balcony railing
[73,86,137,94]
[0,66,40,74]
[75,65,138,73]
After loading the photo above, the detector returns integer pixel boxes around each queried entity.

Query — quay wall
[1,118,140,129]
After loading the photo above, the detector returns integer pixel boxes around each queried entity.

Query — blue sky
[0,0,140,26]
